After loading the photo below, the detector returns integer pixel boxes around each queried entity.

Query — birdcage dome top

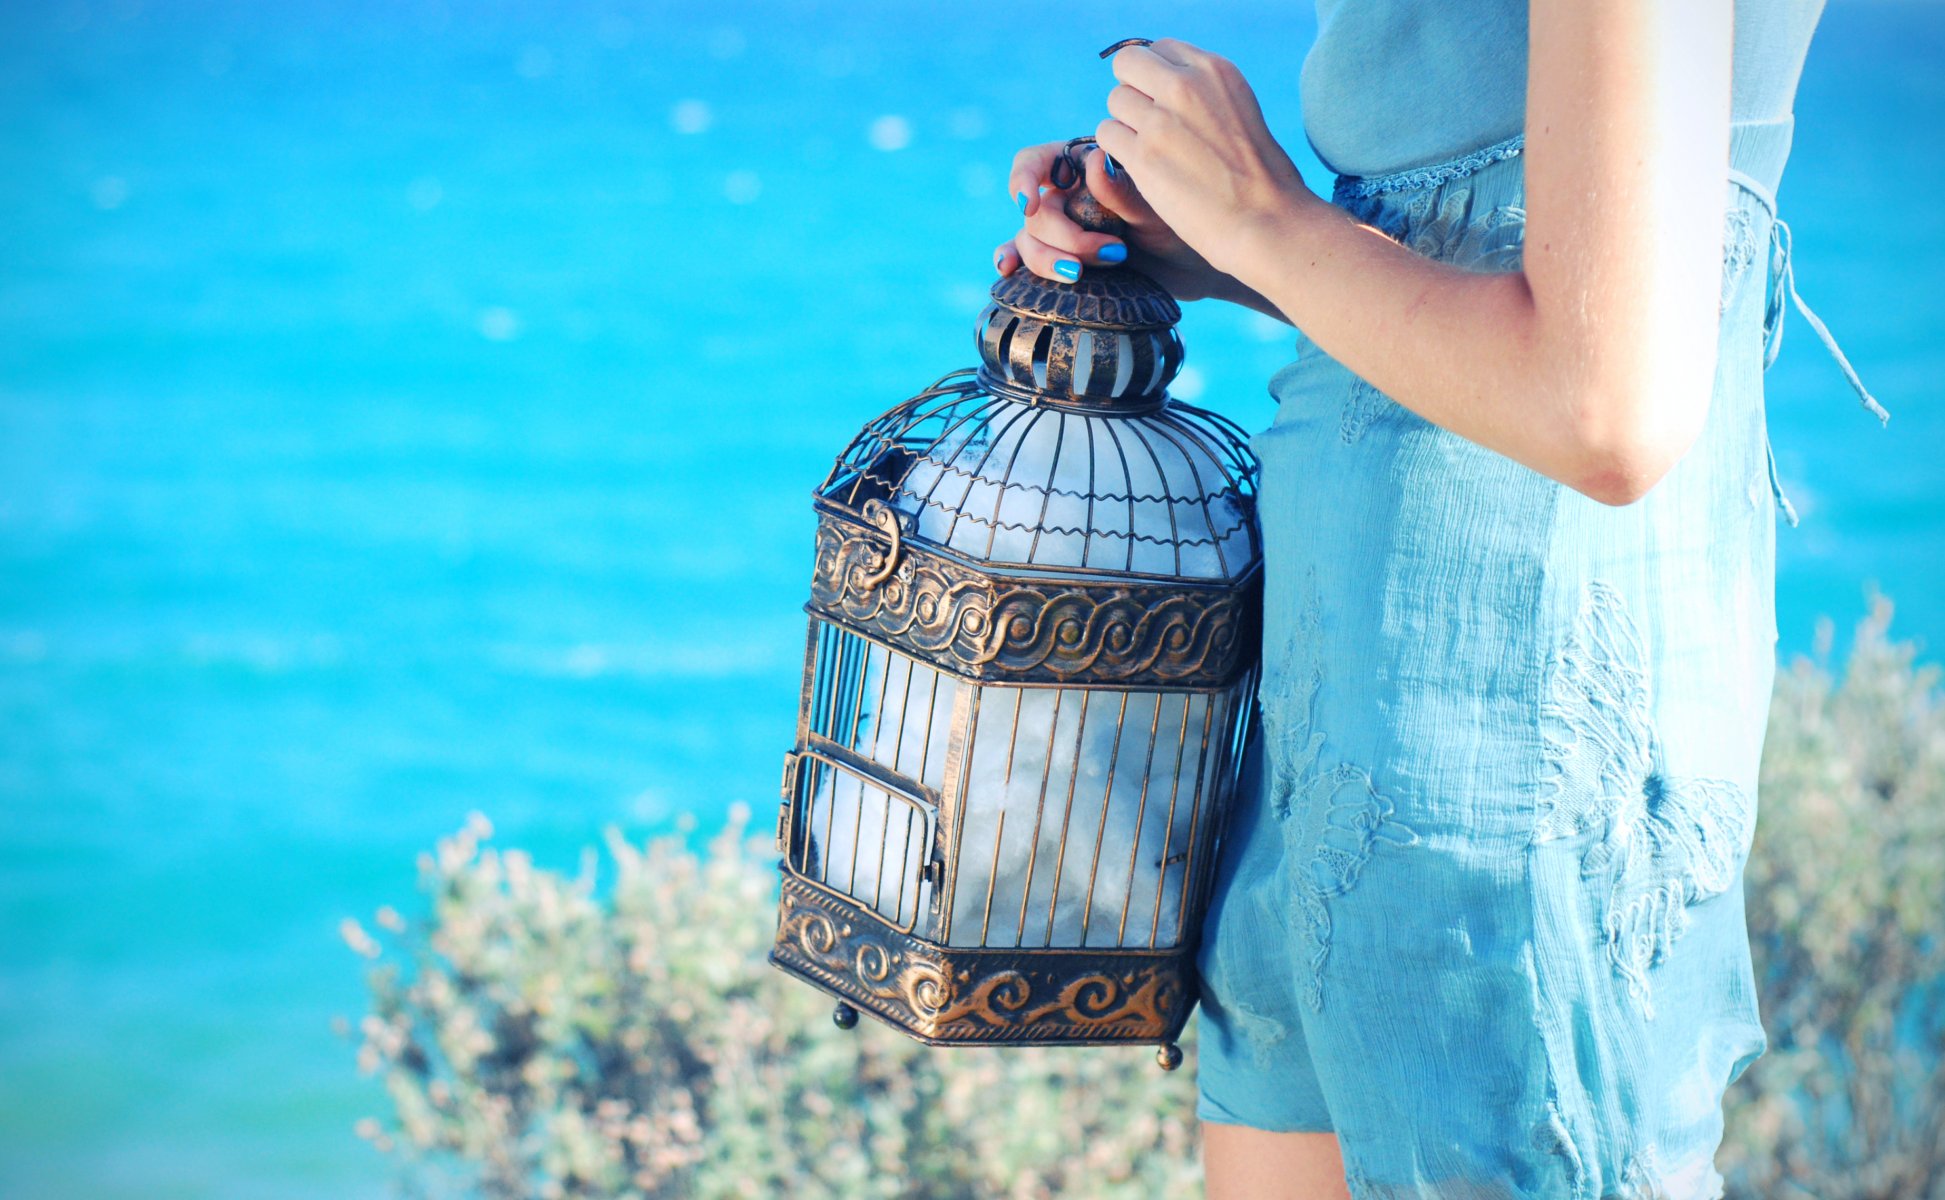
[984,266,1182,329]
[817,368,1259,581]
[974,268,1187,412]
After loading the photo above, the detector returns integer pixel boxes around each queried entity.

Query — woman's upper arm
[1521,0,1734,493]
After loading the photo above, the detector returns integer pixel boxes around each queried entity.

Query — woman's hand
[993,138,1288,318]
[1091,39,1323,282]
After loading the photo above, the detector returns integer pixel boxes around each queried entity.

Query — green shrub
[344,600,1944,1198]
[342,811,1200,1200]
[1719,598,1945,1200]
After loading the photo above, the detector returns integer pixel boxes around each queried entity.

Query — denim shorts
[1190,120,1821,1199]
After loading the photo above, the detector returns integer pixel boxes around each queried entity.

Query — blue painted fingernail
[1098,242,1127,264]
[1016,190,1028,213]
[1054,259,1081,282]
[1104,154,1118,180]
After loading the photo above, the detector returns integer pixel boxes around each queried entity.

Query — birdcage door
[784,749,936,933]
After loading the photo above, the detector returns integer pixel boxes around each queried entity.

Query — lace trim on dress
[1331,133,1527,201]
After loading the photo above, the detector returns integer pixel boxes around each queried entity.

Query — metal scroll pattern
[809,509,1256,687]
[773,880,1184,1043]
[811,503,993,660]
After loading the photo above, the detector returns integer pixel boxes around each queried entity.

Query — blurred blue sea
[0,2,1939,1196]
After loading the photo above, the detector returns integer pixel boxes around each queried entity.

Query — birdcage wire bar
[771,251,1262,1057]
[822,369,1260,581]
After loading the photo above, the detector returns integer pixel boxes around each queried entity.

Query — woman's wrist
[1193,271,1292,324]
[1212,186,1334,309]
[1125,253,1285,323]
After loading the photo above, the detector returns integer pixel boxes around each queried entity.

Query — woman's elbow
[1559,384,1713,508]
[1568,453,1668,507]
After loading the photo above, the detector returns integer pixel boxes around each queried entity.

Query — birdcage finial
[976,143,1185,413]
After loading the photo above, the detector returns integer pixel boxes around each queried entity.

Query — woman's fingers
[1108,41,1189,97]
[1025,183,1129,261]
[1007,227,1091,283]
[1008,141,1069,218]
[1083,144,1160,229]
[993,146,1134,281]
[994,241,1022,277]
[1147,38,1208,65]
[1105,83,1159,132]
[997,219,1127,282]
[1094,117,1138,170]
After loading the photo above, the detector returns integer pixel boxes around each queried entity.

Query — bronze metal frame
[770,192,1263,1066]
[808,501,1261,689]
[772,872,1195,1046]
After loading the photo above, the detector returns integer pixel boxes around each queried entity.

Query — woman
[996,3,1882,1198]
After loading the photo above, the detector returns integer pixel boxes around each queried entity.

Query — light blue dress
[1192,2,1887,1196]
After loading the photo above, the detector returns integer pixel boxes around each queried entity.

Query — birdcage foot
[833,1001,860,1031]
[1156,1041,1183,1071]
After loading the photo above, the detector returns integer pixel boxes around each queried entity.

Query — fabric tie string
[1727,166,1889,528]
[1762,219,1891,425]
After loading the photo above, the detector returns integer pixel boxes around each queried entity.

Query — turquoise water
[0,2,1938,1196]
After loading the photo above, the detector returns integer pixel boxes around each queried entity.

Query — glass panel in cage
[1079,420,1139,574]
[898,405,1095,570]
[1149,689,1234,948]
[807,622,959,795]
[789,751,933,931]
[1145,420,1254,580]
[987,408,1085,568]
[945,687,1229,950]
[1027,416,1096,573]
[903,403,1010,552]
[1079,410,1257,580]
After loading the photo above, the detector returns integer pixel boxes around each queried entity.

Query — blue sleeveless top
[1302,0,1827,177]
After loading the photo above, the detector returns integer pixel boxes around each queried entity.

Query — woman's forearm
[1224,197,1615,496]
[1100,0,1733,506]
[1221,0,1731,506]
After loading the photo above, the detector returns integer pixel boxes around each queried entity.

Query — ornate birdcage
[769,170,1262,1069]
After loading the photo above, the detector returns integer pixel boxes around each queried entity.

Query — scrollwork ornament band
[856,498,903,591]
[808,509,1258,687]
[771,878,1189,1044]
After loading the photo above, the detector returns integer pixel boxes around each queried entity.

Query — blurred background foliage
[347,601,1944,1199]
[1726,599,1945,1200]
[4,2,1937,1193]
